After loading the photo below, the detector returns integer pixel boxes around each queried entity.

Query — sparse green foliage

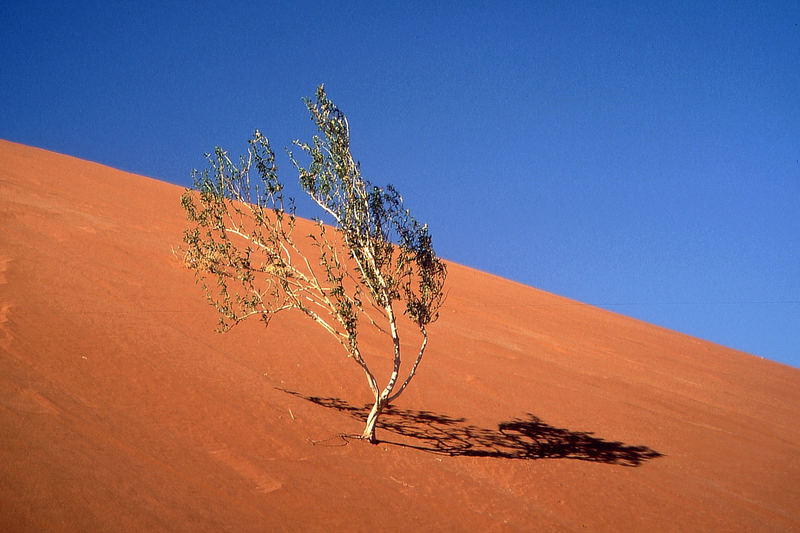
[181,85,447,442]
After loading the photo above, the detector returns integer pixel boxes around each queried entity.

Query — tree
[180,85,447,443]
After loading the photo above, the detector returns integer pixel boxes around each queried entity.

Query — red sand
[1,138,799,531]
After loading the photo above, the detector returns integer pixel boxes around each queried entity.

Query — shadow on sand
[279,389,662,467]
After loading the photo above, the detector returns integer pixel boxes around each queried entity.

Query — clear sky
[2,1,798,368]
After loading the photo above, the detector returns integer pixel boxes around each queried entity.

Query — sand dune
[1,138,798,531]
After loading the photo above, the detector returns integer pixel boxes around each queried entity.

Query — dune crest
[1,139,799,532]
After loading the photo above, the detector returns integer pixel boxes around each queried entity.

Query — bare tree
[181,85,447,443]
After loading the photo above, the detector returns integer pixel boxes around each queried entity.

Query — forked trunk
[362,397,385,443]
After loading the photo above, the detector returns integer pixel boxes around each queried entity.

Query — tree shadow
[279,389,662,467]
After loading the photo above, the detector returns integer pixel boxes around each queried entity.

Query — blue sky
[2,1,798,367]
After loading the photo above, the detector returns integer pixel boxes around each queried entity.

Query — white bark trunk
[362,397,384,443]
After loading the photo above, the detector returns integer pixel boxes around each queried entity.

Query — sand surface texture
[1,139,799,531]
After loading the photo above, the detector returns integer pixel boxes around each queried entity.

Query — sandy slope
[1,138,798,532]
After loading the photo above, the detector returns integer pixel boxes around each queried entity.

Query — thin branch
[388,324,428,403]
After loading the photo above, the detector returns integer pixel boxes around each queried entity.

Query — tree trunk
[362,397,385,443]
